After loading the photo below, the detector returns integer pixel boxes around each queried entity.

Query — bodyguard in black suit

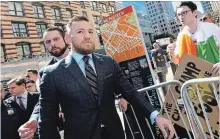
[1,77,39,139]
[18,27,70,139]
[38,16,175,139]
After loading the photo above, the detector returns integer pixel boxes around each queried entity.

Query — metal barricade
[117,80,192,139]
[181,77,220,139]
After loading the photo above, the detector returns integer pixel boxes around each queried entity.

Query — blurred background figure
[25,80,38,93]
[201,13,213,23]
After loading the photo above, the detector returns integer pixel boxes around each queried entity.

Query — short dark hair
[179,1,197,12]
[25,80,35,84]
[7,77,26,86]
[66,16,89,33]
[27,69,38,75]
[43,26,65,38]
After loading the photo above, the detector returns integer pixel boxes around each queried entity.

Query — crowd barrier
[181,77,220,139]
[116,80,193,139]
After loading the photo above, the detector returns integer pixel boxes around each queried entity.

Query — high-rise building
[115,1,154,47]
[145,1,175,36]
[201,1,213,14]
[0,1,115,62]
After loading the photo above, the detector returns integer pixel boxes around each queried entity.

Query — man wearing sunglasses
[201,13,213,23]
[167,1,220,75]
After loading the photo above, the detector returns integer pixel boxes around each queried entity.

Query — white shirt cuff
[150,110,159,124]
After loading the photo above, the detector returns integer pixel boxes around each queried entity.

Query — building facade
[145,1,175,36]
[201,1,213,14]
[1,1,115,62]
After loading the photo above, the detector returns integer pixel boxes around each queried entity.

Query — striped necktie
[17,96,25,110]
[83,56,98,100]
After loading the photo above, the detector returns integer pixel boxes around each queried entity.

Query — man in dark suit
[1,77,39,139]
[18,27,70,139]
[38,16,175,139]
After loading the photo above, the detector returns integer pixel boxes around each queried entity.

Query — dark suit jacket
[31,58,57,121]
[39,53,155,139]
[1,93,39,139]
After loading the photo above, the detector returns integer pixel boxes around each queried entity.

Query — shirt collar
[71,51,93,64]
[17,91,28,99]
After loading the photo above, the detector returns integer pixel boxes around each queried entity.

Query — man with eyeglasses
[201,13,213,23]
[167,1,220,75]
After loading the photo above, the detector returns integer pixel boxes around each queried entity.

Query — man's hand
[212,62,220,75]
[18,119,37,139]
[119,98,128,112]
[155,115,175,139]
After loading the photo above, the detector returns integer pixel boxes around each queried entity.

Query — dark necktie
[83,56,98,100]
[17,96,25,110]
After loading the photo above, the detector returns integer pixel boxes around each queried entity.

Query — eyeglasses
[177,10,192,17]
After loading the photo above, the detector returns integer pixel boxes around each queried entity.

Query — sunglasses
[201,17,209,21]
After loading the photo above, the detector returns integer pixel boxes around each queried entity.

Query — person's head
[43,27,69,57]
[176,1,197,26]
[7,77,26,96]
[201,13,213,23]
[26,69,38,82]
[25,80,37,92]
[153,42,160,49]
[66,16,95,55]
[1,83,5,100]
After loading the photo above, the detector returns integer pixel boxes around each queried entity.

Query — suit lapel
[61,54,97,102]
[93,54,104,106]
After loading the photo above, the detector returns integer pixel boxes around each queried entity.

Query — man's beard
[49,45,68,57]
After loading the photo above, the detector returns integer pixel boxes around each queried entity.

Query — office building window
[82,11,87,17]
[8,2,23,16]
[80,1,85,8]
[33,4,44,18]
[36,23,47,37]
[12,22,28,37]
[51,7,61,20]
[16,42,31,57]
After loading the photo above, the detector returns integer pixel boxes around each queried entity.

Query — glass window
[102,4,106,12]
[40,42,46,54]
[51,7,61,19]
[8,2,23,16]
[63,1,70,5]
[54,23,64,31]
[33,5,44,18]
[16,43,31,57]
[90,1,97,11]
[80,1,85,8]
[66,9,72,19]
[82,11,87,17]
[12,22,28,37]
[1,44,7,62]
[36,23,47,37]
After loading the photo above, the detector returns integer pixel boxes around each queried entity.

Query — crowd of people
[1,1,219,139]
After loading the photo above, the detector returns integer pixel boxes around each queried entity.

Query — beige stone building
[1,1,115,62]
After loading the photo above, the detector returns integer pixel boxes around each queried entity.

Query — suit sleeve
[113,58,156,118]
[38,69,60,139]
[29,101,40,121]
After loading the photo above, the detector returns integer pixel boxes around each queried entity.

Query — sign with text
[101,5,162,139]
[160,54,219,139]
